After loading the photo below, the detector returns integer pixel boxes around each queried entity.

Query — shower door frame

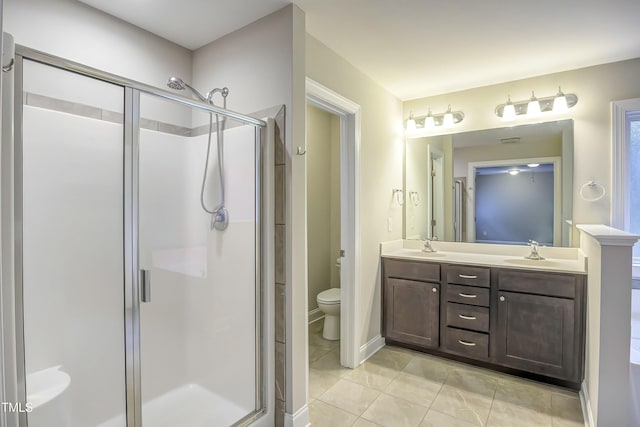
[1,44,268,427]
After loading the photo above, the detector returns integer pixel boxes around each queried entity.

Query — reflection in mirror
[404,120,573,246]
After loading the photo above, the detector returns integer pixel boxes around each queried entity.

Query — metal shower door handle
[140,269,151,303]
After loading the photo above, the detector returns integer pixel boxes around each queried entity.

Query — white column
[577,224,639,427]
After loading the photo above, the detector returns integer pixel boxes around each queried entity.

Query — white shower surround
[22,82,265,425]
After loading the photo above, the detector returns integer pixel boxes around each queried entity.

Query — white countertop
[380,240,587,274]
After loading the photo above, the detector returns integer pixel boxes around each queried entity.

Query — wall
[578,227,638,427]
[306,35,404,348]
[405,139,430,239]
[306,105,340,313]
[404,58,640,228]
[329,114,341,289]
[4,0,191,90]
[192,5,305,423]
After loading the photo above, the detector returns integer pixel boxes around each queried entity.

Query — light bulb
[527,92,541,116]
[508,169,520,176]
[424,108,435,129]
[406,112,416,132]
[528,163,540,168]
[502,95,516,121]
[553,87,569,113]
[443,105,454,127]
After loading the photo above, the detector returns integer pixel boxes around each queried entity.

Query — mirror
[403,119,573,246]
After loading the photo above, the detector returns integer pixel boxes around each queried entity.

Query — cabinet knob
[432,287,437,293]
[499,296,505,302]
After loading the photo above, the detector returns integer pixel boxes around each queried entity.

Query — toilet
[316,258,342,340]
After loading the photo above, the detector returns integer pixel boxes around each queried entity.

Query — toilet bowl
[317,287,341,340]
[317,257,342,340]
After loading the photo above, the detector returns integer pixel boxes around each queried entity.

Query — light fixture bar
[405,107,465,130]
[495,93,577,118]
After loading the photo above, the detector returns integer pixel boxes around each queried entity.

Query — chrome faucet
[525,240,545,260]
[422,238,437,253]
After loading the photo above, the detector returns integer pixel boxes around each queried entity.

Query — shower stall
[1,38,269,427]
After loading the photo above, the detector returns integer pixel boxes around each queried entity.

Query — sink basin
[504,258,563,267]
[393,249,445,258]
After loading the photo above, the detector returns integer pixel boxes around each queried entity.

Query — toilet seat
[317,288,341,305]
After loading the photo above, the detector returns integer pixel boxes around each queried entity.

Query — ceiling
[79,0,640,101]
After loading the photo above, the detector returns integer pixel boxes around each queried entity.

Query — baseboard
[307,308,324,324]
[359,334,385,364]
[285,404,310,427]
[579,381,595,427]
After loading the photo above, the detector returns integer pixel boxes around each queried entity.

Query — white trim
[466,156,562,245]
[284,404,310,427]
[307,308,324,324]
[576,224,640,247]
[580,381,595,427]
[359,335,385,364]
[306,77,361,370]
[611,98,640,229]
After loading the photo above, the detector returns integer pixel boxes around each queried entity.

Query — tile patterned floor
[308,320,584,427]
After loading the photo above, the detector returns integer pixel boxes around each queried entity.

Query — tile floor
[308,320,584,427]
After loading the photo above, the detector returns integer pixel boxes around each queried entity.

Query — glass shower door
[137,92,261,427]
[20,59,127,427]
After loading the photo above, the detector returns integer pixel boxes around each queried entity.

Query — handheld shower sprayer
[166,77,208,103]
[166,77,231,231]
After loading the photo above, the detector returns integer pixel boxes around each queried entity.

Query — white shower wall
[138,120,259,419]
[22,106,127,427]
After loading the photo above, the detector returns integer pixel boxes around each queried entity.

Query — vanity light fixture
[508,168,520,176]
[495,88,578,120]
[404,105,464,131]
[527,163,540,168]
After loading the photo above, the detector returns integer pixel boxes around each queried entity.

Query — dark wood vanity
[382,257,586,389]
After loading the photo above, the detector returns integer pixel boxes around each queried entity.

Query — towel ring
[580,180,606,202]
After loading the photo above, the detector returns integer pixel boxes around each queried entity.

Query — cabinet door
[385,278,440,348]
[495,291,575,380]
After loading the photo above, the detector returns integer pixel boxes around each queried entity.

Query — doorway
[467,157,561,246]
[305,78,361,370]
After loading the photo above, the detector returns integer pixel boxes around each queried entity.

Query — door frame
[305,78,361,369]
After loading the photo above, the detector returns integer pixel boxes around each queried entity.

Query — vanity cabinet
[383,259,440,348]
[443,265,491,359]
[494,269,585,381]
[382,257,586,388]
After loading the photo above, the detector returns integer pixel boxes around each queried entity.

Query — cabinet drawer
[446,284,490,307]
[446,302,489,332]
[445,327,489,359]
[446,265,490,287]
[384,258,440,282]
[497,269,577,299]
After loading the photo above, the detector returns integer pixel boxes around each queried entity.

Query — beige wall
[307,105,340,312]
[405,139,431,239]
[306,35,404,347]
[404,58,640,229]
[329,114,341,289]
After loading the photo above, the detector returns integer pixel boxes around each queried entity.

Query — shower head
[166,76,207,103]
